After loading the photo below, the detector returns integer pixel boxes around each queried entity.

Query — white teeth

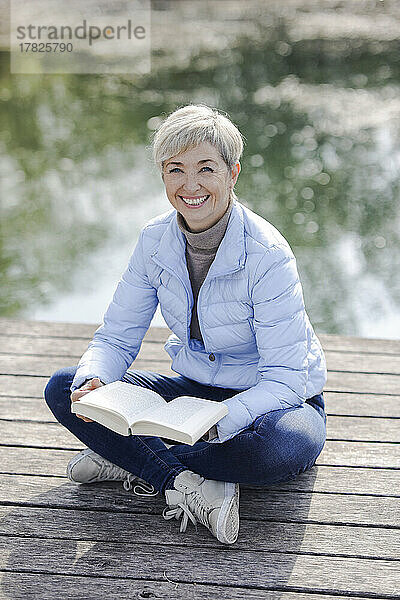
[181,195,208,206]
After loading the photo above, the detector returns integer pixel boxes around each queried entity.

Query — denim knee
[249,405,326,484]
[44,366,77,420]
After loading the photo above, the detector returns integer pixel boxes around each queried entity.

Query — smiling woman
[154,105,242,232]
[161,141,240,231]
[44,103,327,546]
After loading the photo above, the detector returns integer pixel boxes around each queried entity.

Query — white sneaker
[67,448,158,496]
[162,470,239,544]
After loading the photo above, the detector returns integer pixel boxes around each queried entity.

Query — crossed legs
[44,366,327,493]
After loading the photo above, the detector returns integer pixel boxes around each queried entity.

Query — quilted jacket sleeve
[70,228,158,392]
[213,243,309,443]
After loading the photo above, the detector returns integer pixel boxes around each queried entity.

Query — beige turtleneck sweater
[176,197,233,343]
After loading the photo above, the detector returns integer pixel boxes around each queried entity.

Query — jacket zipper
[152,252,245,352]
[151,254,193,345]
[197,264,246,353]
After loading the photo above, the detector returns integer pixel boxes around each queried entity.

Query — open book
[71,381,228,445]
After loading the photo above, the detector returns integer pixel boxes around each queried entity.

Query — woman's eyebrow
[165,158,218,168]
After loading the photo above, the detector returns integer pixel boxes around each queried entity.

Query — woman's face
[162,141,240,232]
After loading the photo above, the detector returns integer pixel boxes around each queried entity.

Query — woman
[44,104,327,545]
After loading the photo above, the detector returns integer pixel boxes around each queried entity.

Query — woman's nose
[182,172,201,192]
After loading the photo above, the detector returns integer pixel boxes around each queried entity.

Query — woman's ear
[231,161,241,185]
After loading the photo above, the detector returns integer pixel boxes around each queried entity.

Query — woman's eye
[167,166,213,174]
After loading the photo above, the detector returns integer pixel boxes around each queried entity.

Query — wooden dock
[0,317,399,599]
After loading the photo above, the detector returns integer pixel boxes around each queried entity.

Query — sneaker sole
[216,482,240,544]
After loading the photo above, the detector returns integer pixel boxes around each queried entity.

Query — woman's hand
[70,377,104,422]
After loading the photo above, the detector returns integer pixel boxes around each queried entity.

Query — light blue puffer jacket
[71,199,327,443]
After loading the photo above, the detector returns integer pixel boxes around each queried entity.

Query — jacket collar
[151,199,246,283]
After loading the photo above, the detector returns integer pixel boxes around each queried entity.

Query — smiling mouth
[179,195,210,207]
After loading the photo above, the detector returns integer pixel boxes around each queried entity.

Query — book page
[134,395,228,441]
[145,397,206,426]
[76,381,165,424]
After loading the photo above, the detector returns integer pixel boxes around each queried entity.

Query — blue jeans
[44,366,327,494]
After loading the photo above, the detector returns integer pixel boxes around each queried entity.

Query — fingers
[70,377,104,423]
[91,377,104,389]
[70,377,104,402]
[70,389,90,404]
[75,414,94,422]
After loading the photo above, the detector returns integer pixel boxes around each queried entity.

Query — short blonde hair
[152,104,244,171]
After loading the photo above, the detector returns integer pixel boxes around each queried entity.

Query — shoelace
[97,461,158,496]
[162,491,210,533]
[123,474,159,496]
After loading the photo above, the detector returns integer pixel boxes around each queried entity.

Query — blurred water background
[1,0,399,337]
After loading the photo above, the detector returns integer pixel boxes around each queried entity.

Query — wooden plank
[2,355,400,395]
[229,464,400,497]
[0,398,54,420]
[317,440,400,468]
[1,391,400,421]
[0,355,172,377]
[0,505,397,559]
[0,447,77,475]
[3,354,400,398]
[0,375,49,398]
[3,408,400,444]
[2,447,399,496]
[9,391,398,440]
[0,368,175,399]
[326,371,400,395]
[0,474,399,528]
[5,395,400,428]
[0,346,400,376]
[0,336,168,361]
[325,416,400,442]
[0,536,398,596]
[3,335,400,375]
[324,392,400,418]
[2,412,399,448]
[3,318,400,355]
[2,372,400,406]
[0,319,170,342]
[1,421,399,468]
[319,333,400,355]
[0,474,160,513]
[324,351,400,375]
[0,573,354,600]
[0,337,90,357]
[0,420,85,450]
[0,318,100,339]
